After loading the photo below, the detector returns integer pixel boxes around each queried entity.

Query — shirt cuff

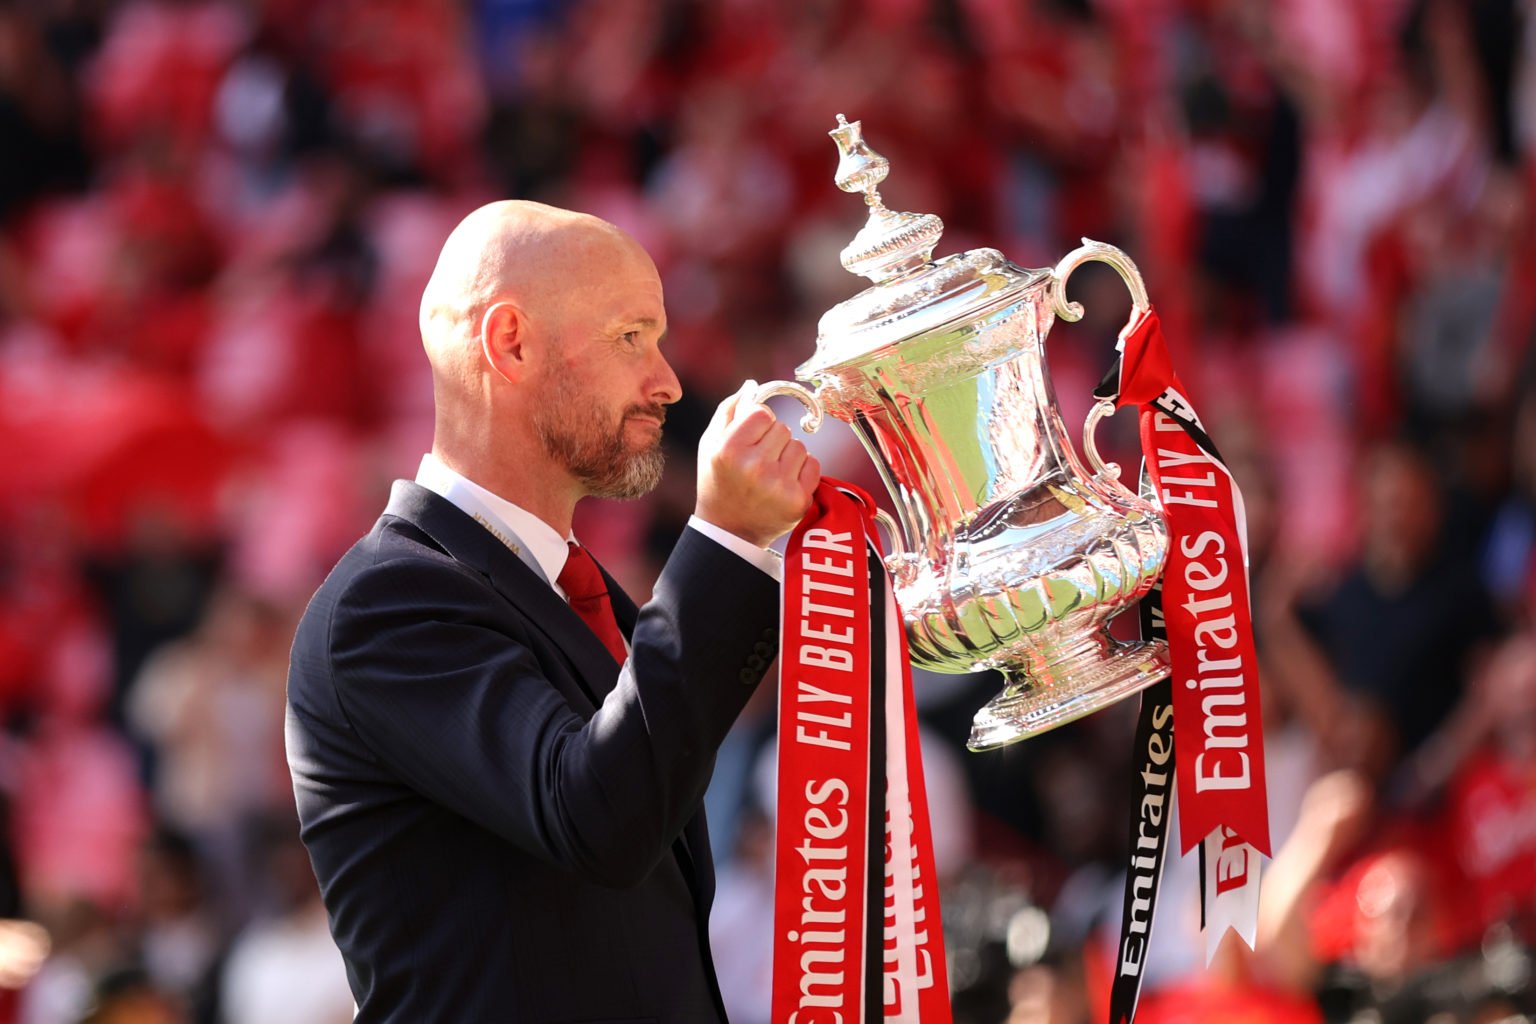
[687,516,783,582]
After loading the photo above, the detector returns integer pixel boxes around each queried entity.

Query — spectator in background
[1318,847,1452,1023]
[11,615,146,923]
[1484,381,1536,612]
[133,829,220,1024]
[1403,623,1536,938]
[0,8,87,224]
[81,516,222,736]
[1253,767,1516,1024]
[74,967,182,1024]
[1264,438,1499,779]
[127,586,292,921]
[20,902,119,1024]
[218,817,351,1024]
[1443,631,1536,940]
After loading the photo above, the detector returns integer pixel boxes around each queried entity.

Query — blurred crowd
[0,0,1533,1021]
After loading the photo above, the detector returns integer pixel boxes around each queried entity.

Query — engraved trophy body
[765,117,1171,750]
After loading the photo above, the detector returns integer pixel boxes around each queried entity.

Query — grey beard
[535,410,665,500]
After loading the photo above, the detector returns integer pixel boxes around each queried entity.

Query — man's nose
[649,347,682,406]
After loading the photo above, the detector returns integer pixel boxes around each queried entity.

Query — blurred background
[0,0,1532,1021]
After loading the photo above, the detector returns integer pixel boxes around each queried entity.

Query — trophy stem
[967,631,1170,751]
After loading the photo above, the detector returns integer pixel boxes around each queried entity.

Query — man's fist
[695,380,821,547]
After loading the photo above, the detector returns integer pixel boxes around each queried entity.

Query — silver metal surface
[761,117,1172,750]
[751,379,823,433]
[829,114,945,283]
[1082,400,1123,482]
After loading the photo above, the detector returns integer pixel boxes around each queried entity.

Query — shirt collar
[414,453,571,588]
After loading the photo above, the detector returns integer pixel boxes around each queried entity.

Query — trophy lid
[799,116,1049,379]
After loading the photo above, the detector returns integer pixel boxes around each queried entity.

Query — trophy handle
[751,380,824,434]
[1049,239,1148,489]
[1082,399,1124,482]
[1049,237,1149,323]
[873,508,907,558]
[748,380,909,558]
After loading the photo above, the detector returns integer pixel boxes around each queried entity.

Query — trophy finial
[830,115,890,199]
[829,116,943,283]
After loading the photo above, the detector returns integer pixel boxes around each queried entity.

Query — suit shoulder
[327,524,497,631]
[291,518,485,678]
[307,515,470,601]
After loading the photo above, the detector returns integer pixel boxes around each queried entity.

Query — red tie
[557,541,628,666]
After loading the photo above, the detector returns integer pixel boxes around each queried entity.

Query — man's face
[531,243,678,500]
[533,367,668,499]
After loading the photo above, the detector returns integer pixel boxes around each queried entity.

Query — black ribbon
[1107,577,1176,1024]
[865,537,888,1017]
[1097,350,1181,1024]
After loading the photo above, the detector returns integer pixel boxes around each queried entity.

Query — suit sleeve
[328,528,778,887]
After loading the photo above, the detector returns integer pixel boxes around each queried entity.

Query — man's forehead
[591,256,664,308]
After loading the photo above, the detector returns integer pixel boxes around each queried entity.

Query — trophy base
[966,634,1170,751]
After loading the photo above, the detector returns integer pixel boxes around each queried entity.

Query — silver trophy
[760,116,1171,750]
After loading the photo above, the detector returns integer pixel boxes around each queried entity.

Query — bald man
[286,202,818,1022]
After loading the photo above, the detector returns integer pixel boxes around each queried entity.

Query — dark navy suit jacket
[286,481,780,1023]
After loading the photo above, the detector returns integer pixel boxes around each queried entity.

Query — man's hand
[696,380,821,547]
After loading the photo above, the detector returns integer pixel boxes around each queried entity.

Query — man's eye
[622,331,640,346]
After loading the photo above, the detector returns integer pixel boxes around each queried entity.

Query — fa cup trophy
[761,116,1172,750]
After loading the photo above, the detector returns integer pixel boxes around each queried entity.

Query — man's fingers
[708,379,760,435]
[758,421,793,461]
[724,403,778,448]
[781,439,808,476]
[798,454,822,493]
[696,381,823,546]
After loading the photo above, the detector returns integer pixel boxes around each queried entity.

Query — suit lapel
[384,481,712,916]
[382,481,622,712]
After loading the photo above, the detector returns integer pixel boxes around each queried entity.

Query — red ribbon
[1111,308,1271,860]
[772,480,952,1024]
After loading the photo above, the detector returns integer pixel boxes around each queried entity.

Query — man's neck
[430,442,579,538]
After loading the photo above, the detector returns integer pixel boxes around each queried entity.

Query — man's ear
[480,301,529,384]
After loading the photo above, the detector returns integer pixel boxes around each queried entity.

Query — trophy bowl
[761,116,1171,750]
